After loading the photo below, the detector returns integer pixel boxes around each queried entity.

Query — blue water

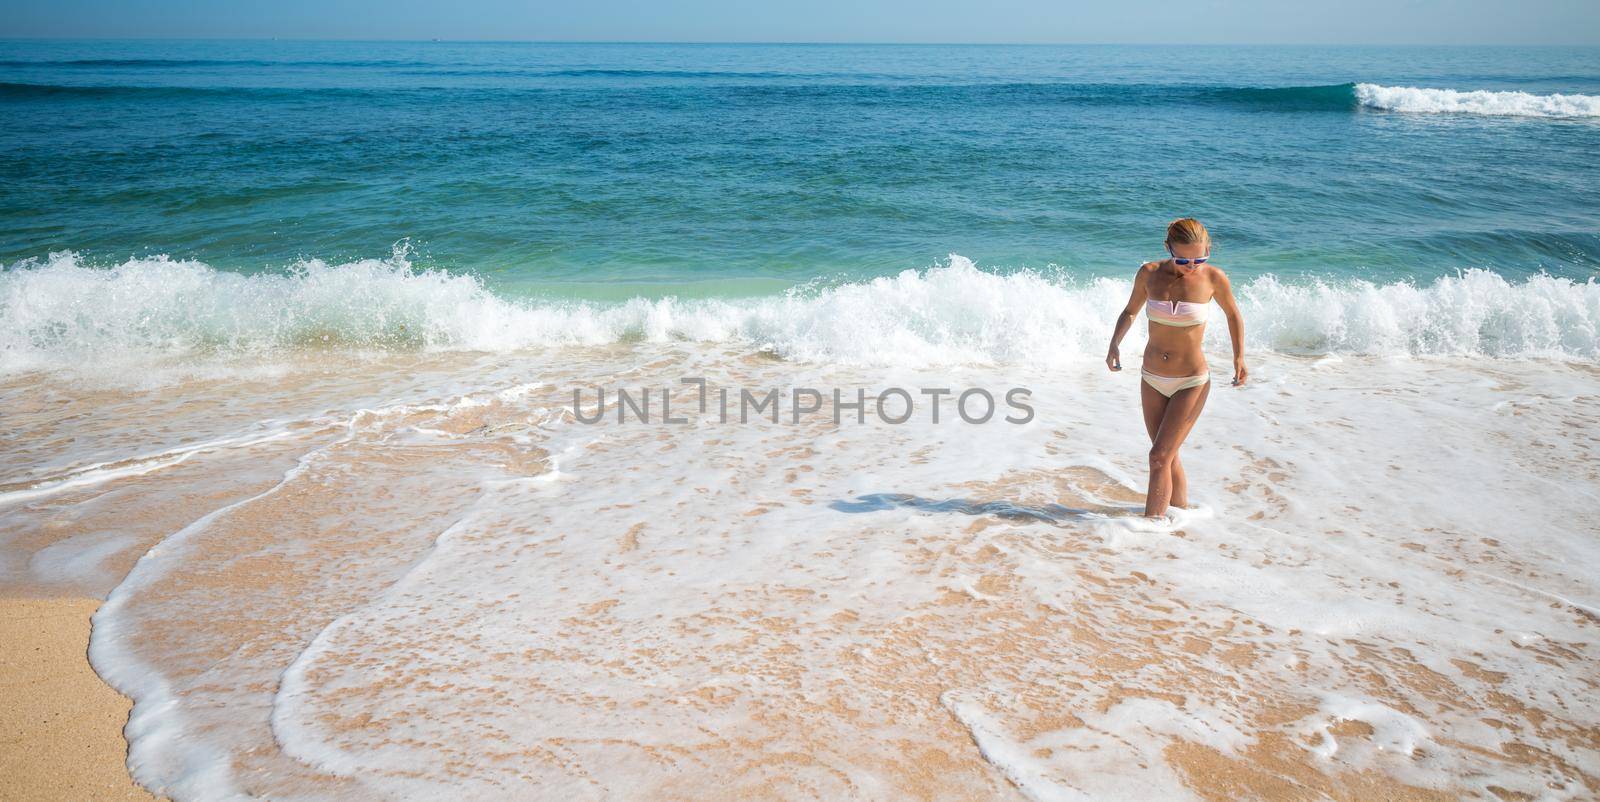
[4,41,1598,295]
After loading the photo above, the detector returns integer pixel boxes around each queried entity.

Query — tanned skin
[1106,238,1246,517]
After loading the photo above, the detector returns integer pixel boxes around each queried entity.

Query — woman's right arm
[1106,265,1149,372]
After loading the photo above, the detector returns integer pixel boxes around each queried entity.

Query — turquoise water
[4,41,1599,287]
[2,41,1599,367]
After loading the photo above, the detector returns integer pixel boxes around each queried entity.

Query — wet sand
[0,597,157,801]
[1,349,1596,799]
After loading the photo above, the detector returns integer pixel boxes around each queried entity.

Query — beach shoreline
[0,596,157,801]
[2,349,1595,799]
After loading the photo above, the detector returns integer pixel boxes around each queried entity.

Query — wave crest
[2,253,1596,375]
[1355,83,1600,118]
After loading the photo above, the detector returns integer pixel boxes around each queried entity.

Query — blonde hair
[1165,217,1210,247]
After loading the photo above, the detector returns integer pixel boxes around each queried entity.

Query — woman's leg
[1143,379,1211,517]
[1141,382,1190,509]
[1141,377,1169,489]
[1145,374,1171,445]
[1169,452,1189,509]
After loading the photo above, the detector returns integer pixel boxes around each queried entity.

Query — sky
[0,0,1597,45]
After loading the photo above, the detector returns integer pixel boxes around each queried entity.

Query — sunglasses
[1167,251,1209,266]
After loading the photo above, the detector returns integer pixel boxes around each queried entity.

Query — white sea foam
[0,427,294,508]
[940,694,1083,802]
[21,345,1596,799]
[3,252,1596,379]
[1304,695,1433,760]
[1355,83,1600,118]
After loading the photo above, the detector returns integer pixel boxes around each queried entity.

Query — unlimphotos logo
[572,379,1034,425]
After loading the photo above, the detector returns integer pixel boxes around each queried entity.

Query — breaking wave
[2,252,1596,375]
[1354,83,1600,118]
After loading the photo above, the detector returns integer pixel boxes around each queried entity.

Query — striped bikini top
[1146,297,1211,327]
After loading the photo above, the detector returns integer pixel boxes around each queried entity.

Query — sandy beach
[0,597,157,801]
[2,344,1596,800]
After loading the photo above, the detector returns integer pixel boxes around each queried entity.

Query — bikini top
[1145,297,1210,327]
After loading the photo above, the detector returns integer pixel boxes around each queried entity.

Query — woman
[1106,218,1247,518]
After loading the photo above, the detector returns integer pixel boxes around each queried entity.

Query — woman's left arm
[1212,269,1248,386]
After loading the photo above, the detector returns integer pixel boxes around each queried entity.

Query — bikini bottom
[1141,369,1210,398]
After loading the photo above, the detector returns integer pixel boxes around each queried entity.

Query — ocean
[2,41,1598,800]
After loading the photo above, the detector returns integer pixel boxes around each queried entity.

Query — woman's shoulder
[1199,264,1231,301]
